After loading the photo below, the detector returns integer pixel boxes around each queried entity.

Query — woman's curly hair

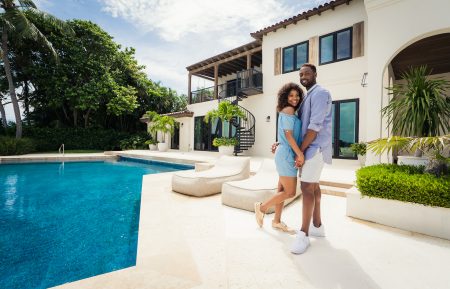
[277,82,304,112]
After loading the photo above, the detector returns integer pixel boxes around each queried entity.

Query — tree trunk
[23,80,31,126]
[0,99,7,127]
[73,109,78,127]
[2,29,22,138]
[84,109,91,128]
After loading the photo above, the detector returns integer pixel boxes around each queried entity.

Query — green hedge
[356,164,450,208]
[23,127,143,151]
[0,137,36,155]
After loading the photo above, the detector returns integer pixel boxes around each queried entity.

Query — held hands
[294,153,305,168]
[270,142,279,154]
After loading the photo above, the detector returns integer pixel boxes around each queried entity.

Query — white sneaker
[290,230,310,254]
[309,222,325,237]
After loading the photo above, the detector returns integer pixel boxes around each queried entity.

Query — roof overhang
[250,0,352,40]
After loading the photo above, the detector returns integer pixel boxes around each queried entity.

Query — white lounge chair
[221,158,301,213]
[171,156,250,197]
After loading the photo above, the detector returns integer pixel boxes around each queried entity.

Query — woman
[254,83,304,234]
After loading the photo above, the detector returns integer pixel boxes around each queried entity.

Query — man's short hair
[301,63,317,73]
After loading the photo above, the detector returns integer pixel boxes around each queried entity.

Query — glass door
[331,99,359,159]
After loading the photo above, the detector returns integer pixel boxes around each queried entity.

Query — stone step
[319,184,350,198]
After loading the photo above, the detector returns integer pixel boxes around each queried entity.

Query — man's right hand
[270,142,279,154]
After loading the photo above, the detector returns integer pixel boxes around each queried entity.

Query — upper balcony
[186,41,263,104]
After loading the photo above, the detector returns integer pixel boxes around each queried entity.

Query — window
[170,122,180,149]
[282,41,308,73]
[331,99,359,159]
[320,27,352,65]
[194,116,237,151]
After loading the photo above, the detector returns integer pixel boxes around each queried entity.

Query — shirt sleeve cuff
[308,123,322,132]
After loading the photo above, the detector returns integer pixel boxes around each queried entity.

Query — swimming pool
[0,157,193,289]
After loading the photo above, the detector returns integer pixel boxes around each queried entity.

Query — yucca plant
[382,65,450,156]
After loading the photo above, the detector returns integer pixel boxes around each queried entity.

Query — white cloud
[98,0,328,94]
[99,0,295,42]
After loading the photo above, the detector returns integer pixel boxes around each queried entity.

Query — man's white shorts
[299,151,324,183]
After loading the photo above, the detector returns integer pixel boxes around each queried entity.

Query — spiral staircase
[218,68,262,155]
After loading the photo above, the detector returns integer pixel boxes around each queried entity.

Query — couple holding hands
[254,63,333,254]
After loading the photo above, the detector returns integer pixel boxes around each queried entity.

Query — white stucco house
[144,0,450,165]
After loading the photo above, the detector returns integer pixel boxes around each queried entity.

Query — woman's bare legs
[260,176,297,214]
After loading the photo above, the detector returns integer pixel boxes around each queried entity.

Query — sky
[4,0,328,120]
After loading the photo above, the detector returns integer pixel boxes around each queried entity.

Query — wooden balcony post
[247,53,251,69]
[188,72,192,104]
[214,64,219,99]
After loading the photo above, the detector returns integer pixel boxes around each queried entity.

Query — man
[272,63,332,254]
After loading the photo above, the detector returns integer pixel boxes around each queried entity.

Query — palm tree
[0,0,71,138]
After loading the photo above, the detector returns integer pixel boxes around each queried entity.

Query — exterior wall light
[266,116,271,122]
[361,72,368,87]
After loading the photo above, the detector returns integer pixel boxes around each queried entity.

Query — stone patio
[53,171,450,289]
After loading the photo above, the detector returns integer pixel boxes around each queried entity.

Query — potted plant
[379,65,450,166]
[213,137,239,155]
[149,115,175,152]
[145,139,158,151]
[350,142,367,166]
[204,101,246,155]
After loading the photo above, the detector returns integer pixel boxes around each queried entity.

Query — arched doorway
[381,33,450,162]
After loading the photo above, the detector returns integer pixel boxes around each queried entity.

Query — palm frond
[368,135,450,156]
[26,8,74,36]
[17,0,37,8]
[3,8,58,59]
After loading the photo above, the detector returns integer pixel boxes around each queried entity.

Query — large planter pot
[218,146,234,156]
[149,144,157,151]
[346,187,450,240]
[157,142,168,152]
[358,155,366,167]
[397,155,429,167]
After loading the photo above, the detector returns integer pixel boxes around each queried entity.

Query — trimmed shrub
[356,164,450,208]
[23,127,134,151]
[119,135,148,150]
[0,137,36,155]
[213,137,238,147]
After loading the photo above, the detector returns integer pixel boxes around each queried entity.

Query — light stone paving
[6,152,448,288]
[53,172,450,289]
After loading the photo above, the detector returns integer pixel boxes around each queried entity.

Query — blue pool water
[0,158,192,289]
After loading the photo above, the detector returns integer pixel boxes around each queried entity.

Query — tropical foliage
[204,101,245,124]
[367,135,449,156]
[350,142,367,156]
[0,6,187,145]
[382,65,450,137]
[213,137,238,147]
[147,112,175,143]
[0,0,72,138]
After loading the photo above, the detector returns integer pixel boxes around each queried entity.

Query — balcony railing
[236,68,263,96]
[189,68,263,104]
[191,86,215,104]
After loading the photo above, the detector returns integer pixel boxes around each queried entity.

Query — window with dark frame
[331,99,359,159]
[319,27,352,65]
[282,41,309,74]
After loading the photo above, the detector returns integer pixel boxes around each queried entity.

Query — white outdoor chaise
[171,156,251,197]
[221,158,301,213]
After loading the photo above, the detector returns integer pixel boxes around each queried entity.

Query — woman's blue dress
[275,112,302,177]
